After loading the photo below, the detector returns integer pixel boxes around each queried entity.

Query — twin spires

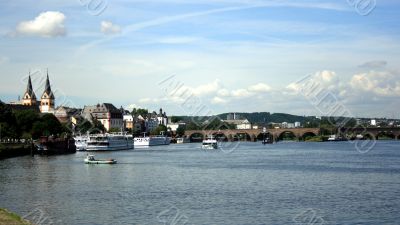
[22,69,55,109]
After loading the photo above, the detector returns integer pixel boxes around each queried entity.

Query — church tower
[40,72,55,113]
[22,73,37,106]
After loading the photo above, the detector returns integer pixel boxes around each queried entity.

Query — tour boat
[74,136,88,151]
[202,136,218,150]
[134,132,171,147]
[84,154,117,164]
[86,133,134,151]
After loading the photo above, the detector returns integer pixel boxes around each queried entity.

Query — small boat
[84,154,117,164]
[176,137,190,144]
[202,136,218,150]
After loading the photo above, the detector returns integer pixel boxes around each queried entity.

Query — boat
[202,136,218,150]
[134,132,171,147]
[84,154,117,164]
[35,136,76,155]
[86,133,134,151]
[74,136,88,151]
[327,135,345,141]
[176,137,190,144]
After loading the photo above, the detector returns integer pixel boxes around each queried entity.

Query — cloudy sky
[0,0,399,118]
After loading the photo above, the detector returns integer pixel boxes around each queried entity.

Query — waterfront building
[54,106,81,123]
[82,103,123,131]
[167,122,186,132]
[295,122,301,128]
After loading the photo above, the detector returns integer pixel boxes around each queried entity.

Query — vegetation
[0,208,32,225]
[0,101,67,140]
[131,108,149,117]
[151,125,168,135]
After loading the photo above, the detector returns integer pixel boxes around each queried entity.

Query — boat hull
[134,137,171,147]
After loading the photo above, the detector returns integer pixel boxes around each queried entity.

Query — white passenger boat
[86,133,134,151]
[134,132,171,147]
[74,136,88,151]
[202,136,218,150]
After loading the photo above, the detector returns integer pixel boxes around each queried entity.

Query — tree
[151,125,167,135]
[171,116,183,123]
[132,108,149,117]
[176,126,185,137]
[31,114,64,139]
[14,110,39,137]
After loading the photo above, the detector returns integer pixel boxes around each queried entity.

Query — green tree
[14,109,39,136]
[176,126,185,137]
[151,125,167,135]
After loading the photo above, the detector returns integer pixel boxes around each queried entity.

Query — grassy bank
[0,208,31,225]
[0,143,32,159]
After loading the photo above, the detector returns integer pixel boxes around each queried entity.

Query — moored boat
[86,133,134,151]
[74,136,88,151]
[134,132,171,147]
[35,136,76,155]
[84,154,117,164]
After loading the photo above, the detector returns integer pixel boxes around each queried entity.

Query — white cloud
[231,88,253,98]
[211,96,227,104]
[217,88,230,97]
[192,79,220,96]
[16,11,66,37]
[101,21,121,35]
[350,71,400,97]
[248,83,271,92]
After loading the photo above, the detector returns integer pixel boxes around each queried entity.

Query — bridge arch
[256,132,272,141]
[301,132,317,141]
[189,132,204,142]
[376,131,396,140]
[212,132,228,142]
[235,132,252,141]
[277,130,298,141]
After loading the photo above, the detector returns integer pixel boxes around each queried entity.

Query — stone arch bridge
[185,127,400,142]
[185,128,320,142]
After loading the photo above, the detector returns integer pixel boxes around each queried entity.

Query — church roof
[25,75,36,99]
[42,73,54,99]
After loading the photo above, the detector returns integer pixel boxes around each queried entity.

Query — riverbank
[0,209,31,225]
[0,143,32,160]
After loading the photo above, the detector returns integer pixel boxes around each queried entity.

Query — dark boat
[35,136,76,155]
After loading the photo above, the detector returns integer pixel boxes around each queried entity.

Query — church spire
[43,70,54,99]
[25,72,36,99]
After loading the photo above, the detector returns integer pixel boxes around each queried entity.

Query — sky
[0,0,399,118]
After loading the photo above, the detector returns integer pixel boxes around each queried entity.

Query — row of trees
[0,101,66,140]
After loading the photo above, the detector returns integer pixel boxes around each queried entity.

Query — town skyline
[1,0,399,118]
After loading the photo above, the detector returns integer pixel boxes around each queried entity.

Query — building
[39,74,55,114]
[157,108,168,126]
[18,71,55,114]
[82,103,123,131]
[224,119,252,130]
[54,106,80,123]
[167,122,186,132]
[295,122,301,128]
[371,119,377,126]
[22,75,38,106]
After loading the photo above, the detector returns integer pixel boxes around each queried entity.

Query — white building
[224,119,252,130]
[82,103,123,131]
[168,122,186,132]
[295,122,301,128]
[371,119,377,126]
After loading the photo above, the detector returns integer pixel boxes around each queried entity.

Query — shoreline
[0,208,31,225]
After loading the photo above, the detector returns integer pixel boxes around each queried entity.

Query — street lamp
[262,127,267,145]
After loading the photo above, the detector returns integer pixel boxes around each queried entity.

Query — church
[21,72,55,114]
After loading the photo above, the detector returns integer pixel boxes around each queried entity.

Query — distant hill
[217,112,309,124]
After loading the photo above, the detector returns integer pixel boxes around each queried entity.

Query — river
[1,141,400,224]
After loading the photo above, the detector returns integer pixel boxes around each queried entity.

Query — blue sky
[1,0,399,118]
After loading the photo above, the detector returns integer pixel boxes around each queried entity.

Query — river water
[1,141,400,225]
